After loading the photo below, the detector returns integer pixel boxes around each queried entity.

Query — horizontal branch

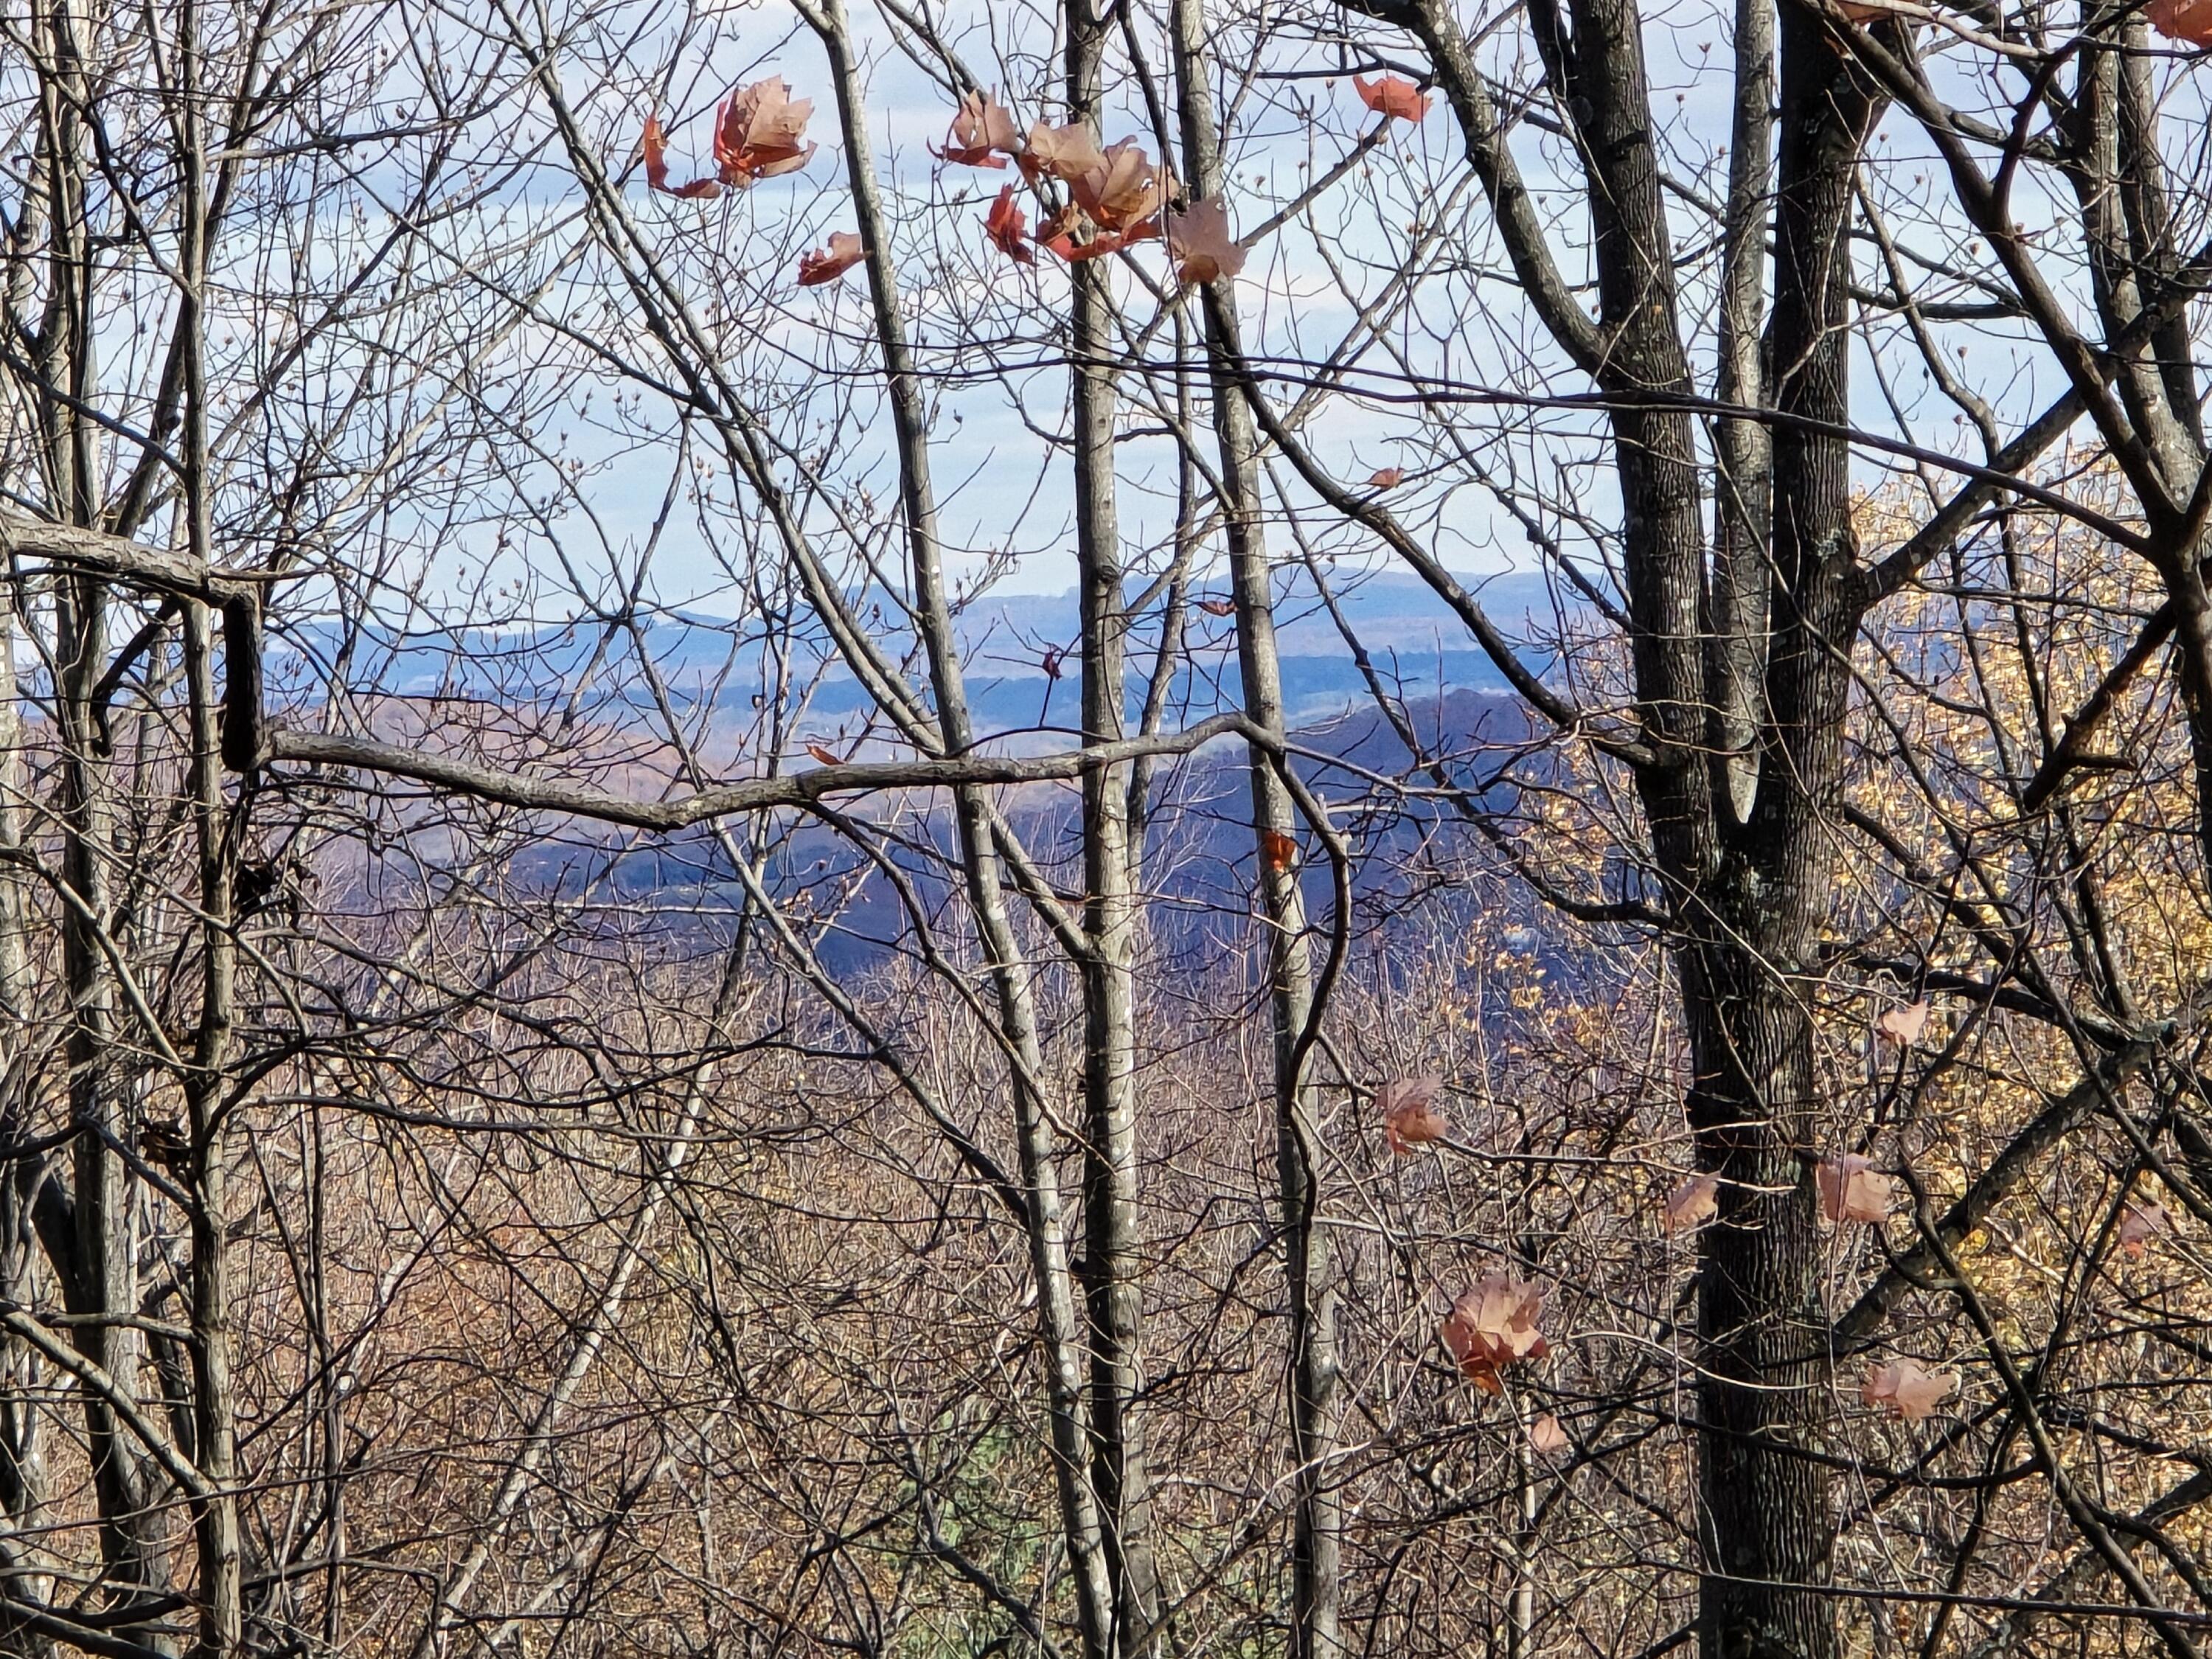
[0,506,267,605]
[0,1593,181,1659]
[262,713,1259,830]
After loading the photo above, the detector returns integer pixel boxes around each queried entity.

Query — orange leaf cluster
[1354,74,1430,122]
[2150,0,2212,42]
[1818,1154,1893,1225]
[641,78,816,202]
[1441,1273,1548,1394]
[647,74,1460,283]
[1012,122,1167,264]
[1379,1074,1447,1155]
[714,77,816,186]
[1863,1358,1958,1422]
[1074,139,1166,230]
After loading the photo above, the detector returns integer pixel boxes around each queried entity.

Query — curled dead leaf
[983,184,1036,265]
[1862,1357,1958,1422]
[1661,1173,1719,1235]
[641,113,722,200]
[1071,139,1166,232]
[1529,1412,1570,1455]
[1874,999,1930,1047]
[1379,1074,1447,1155]
[1818,1154,1894,1226]
[1020,119,1105,185]
[1353,74,1431,122]
[797,232,868,287]
[1037,203,1161,265]
[1166,195,1245,285]
[2149,0,2212,42]
[933,89,1019,168]
[714,77,815,187]
[1441,1273,1549,1394]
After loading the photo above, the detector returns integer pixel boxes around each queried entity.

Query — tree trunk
[1065,5,1161,1649]
[1691,14,1879,1658]
[1170,9,1340,1654]
[810,10,1125,1653]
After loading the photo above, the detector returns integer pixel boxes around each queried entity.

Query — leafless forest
[9,0,2212,1655]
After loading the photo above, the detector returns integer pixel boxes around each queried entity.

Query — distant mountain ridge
[273,568,1575,739]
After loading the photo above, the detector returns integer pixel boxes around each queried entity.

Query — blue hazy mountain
[271,568,1573,740]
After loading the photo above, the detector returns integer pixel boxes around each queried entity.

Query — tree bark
[804,9,1124,1653]
[1063,5,1162,1649]
[1691,14,1879,1658]
[1170,10,1340,1655]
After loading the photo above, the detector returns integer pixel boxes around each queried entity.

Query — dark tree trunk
[1690,14,1880,1658]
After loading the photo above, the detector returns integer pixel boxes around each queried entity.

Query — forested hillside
[7,0,2212,1656]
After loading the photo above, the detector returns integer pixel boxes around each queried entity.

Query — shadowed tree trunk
[1333,0,1882,1651]
[1688,20,1880,1659]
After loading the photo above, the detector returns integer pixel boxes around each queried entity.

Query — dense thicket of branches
[7,0,2212,1656]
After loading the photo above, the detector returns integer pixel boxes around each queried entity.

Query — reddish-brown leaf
[933,89,1020,168]
[1379,1074,1447,1155]
[1863,1358,1958,1422]
[1441,1275,1548,1395]
[805,742,841,767]
[1037,203,1161,265]
[1366,466,1405,489]
[1661,1174,1719,1235]
[2149,0,2212,42]
[1818,1154,1894,1225]
[1353,74,1431,122]
[983,184,1036,265]
[1196,597,1237,617]
[714,77,816,187]
[1166,195,1245,285]
[1071,139,1166,232]
[1020,119,1106,185]
[1260,827,1298,874]
[797,232,868,287]
[642,114,723,199]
